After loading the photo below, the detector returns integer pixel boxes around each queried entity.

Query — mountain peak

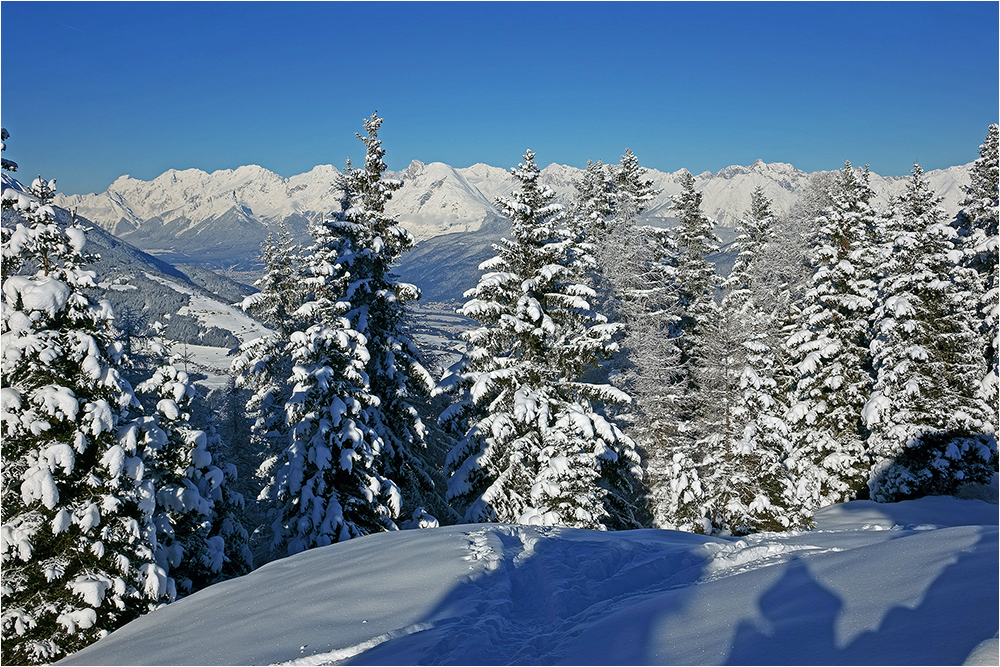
[53,157,972,271]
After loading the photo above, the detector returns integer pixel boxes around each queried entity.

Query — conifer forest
[1,117,997,664]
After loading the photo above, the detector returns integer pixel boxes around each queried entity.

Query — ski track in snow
[314,526,850,665]
[289,506,995,666]
[274,623,436,666]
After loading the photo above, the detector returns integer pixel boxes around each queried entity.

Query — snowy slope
[144,273,269,345]
[59,492,998,666]
[138,272,272,391]
[52,159,972,272]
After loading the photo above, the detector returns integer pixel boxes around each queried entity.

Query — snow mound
[59,495,998,666]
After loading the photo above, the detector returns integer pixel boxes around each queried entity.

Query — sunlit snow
[59,486,997,666]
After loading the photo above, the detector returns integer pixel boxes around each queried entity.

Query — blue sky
[1,1,997,195]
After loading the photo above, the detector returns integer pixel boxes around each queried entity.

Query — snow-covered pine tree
[572,159,613,235]
[253,184,403,556]
[575,149,660,298]
[2,154,164,663]
[134,331,251,592]
[571,159,618,324]
[243,221,304,337]
[699,188,809,534]
[764,171,839,331]
[671,171,722,353]
[611,229,686,528]
[613,148,660,222]
[575,152,676,529]
[785,162,880,509]
[594,149,663,323]
[671,171,722,328]
[763,172,840,410]
[726,187,776,314]
[266,318,401,554]
[644,171,723,532]
[687,295,746,529]
[232,223,306,560]
[318,113,436,519]
[438,149,645,530]
[864,163,996,502]
[573,149,665,400]
[234,222,305,461]
[954,124,999,414]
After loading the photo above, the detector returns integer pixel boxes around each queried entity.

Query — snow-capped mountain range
[54,158,972,272]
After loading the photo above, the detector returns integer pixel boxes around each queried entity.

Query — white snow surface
[58,492,997,666]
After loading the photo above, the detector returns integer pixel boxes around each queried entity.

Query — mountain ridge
[53,158,972,273]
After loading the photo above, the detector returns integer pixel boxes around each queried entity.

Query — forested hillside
[2,118,996,665]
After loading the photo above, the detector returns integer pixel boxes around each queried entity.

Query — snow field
[58,493,998,666]
[136,272,274,390]
[143,272,271,343]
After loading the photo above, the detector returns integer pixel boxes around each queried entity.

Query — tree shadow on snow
[344,527,715,665]
[724,528,998,666]
[341,520,996,665]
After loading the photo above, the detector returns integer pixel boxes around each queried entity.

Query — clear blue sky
[1,1,997,195]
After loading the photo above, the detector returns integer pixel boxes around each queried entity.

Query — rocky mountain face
[54,158,972,274]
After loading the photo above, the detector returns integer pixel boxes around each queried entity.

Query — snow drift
[59,493,997,666]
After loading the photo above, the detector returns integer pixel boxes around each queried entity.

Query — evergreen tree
[701,188,809,534]
[764,171,839,335]
[864,163,995,501]
[577,151,672,529]
[593,224,685,530]
[612,148,660,221]
[265,320,401,555]
[320,113,436,518]
[576,148,660,296]
[954,124,999,414]
[572,159,613,235]
[2,153,164,663]
[438,149,644,530]
[647,171,723,532]
[786,162,880,509]
[232,223,307,560]
[242,221,304,337]
[594,149,663,319]
[134,331,251,592]
[237,114,430,556]
[574,149,666,414]
[726,187,777,312]
[256,180,405,555]
[234,223,305,469]
[672,171,722,338]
